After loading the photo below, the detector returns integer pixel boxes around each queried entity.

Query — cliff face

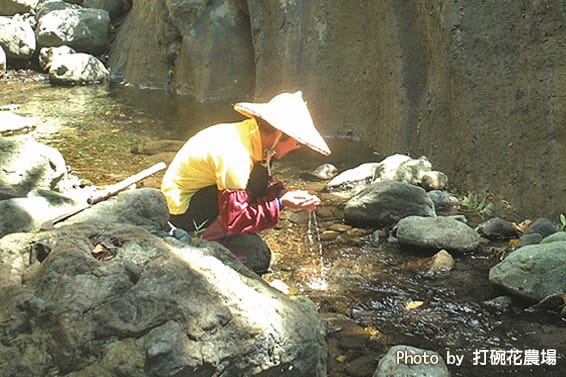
[109,0,566,219]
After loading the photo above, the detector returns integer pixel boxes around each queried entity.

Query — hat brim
[234,92,331,156]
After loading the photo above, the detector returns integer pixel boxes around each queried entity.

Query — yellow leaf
[336,355,347,363]
[405,300,424,310]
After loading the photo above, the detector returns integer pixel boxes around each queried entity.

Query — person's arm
[218,188,282,234]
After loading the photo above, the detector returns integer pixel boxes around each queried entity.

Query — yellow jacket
[161,118,264,215]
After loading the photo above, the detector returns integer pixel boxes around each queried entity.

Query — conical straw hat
[234,91,331,156]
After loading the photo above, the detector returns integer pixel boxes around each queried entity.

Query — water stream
[1,72,564,377]
[307,210,327,290]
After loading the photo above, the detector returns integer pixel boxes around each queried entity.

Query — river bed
[1,70,564,377]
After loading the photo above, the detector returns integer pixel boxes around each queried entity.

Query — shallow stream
[1,71,564,377]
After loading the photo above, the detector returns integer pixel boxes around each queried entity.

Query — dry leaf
[405,300,424,310]
[336,355,347,363]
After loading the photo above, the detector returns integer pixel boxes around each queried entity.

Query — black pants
[170,163,268,232]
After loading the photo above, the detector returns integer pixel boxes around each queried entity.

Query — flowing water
[1,71,564,377]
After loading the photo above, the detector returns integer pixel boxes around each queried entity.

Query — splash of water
[307,211,327,290]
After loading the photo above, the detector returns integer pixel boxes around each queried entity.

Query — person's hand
[280,189,321,211]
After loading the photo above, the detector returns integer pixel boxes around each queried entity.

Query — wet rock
[476,217,518,240]
[426,249,455,275]
[0,223,328,376]
[373,345,450,377]
[396,215,480,253]
[49,53,109,85]
[489,240,566,302]
[482,296,514,314]
[427,190,460,216]
[344,181,435,228]
[310,163,338,180]
[0,15,36,60]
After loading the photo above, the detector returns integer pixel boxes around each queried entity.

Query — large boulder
[396,215,481,253]
[489,238,566,302]
[0,136,66,200]
[344,181,435,228]
[0,15,36,60]
[0,222,328,376]
[48,52,109,84]
[36,7,111,54]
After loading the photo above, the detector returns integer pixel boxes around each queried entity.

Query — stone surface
[0,223,328,376]
[373,345,450,377]
[489,240,566,302]
[344,181,435,228]
[396,215,480,253]
[48,52,109,84]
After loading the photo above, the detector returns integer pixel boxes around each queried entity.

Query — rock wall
[108,0,566,220]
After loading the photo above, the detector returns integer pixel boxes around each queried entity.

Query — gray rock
[489,240,566,302]
[327,162,379,190]
[59,187,169,232]
[0,15,36,59]
[522,217,557,239]
[220,232,272,274]
[36,7,111,54]
[0,137,66,200]
[541,231,566,244]
[427,190,460,216]
[396,215,480,253]
[476,217,518,240]
[0,189,77,238]
[344,181,435,228]
[373,345,450,377]
[373,154,432,186]
[38,45,76,72]
[49,52,109,84]
[0,223,328,376]
[517,218,558,248]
